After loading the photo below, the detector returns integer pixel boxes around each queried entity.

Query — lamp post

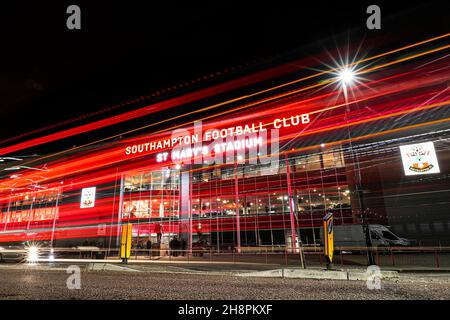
[338,67,375,266]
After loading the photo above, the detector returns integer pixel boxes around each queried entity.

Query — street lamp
[338,68,355,85]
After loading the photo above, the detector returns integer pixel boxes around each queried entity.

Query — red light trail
[0,33,449,245]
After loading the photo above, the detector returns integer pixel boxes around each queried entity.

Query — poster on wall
[399,142,440,176]
[80,187,96,208]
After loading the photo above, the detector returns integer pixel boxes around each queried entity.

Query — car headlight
[27,246,39,263]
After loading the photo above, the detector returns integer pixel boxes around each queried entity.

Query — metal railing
[3,245,450,270]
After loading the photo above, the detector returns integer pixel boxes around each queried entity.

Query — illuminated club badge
[80,187,96,208]
[399,142,440,176]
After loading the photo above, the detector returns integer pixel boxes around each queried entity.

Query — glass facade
[114,148,354,251]
[112,136,450,253]
[0,189,60,231]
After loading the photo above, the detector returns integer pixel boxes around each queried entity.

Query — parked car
[0,245,27,263]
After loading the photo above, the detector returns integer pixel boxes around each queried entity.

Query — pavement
[0,261,450,299]
[0,264,449,300]
[1,260,448,278]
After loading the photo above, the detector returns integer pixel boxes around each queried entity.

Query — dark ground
[0,267,449,300]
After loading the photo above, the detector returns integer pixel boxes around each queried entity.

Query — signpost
[323,213,334,269]
[120,223,132,263]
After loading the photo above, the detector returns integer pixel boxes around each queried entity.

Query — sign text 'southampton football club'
[124,113,311,164]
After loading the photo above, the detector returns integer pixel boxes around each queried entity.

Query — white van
[320,224,412,250]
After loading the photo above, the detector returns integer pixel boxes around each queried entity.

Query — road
[0,265,449,300]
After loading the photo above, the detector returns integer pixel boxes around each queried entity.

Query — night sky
[0,1,448,147]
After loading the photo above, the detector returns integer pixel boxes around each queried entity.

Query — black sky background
[0,1,448,145]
